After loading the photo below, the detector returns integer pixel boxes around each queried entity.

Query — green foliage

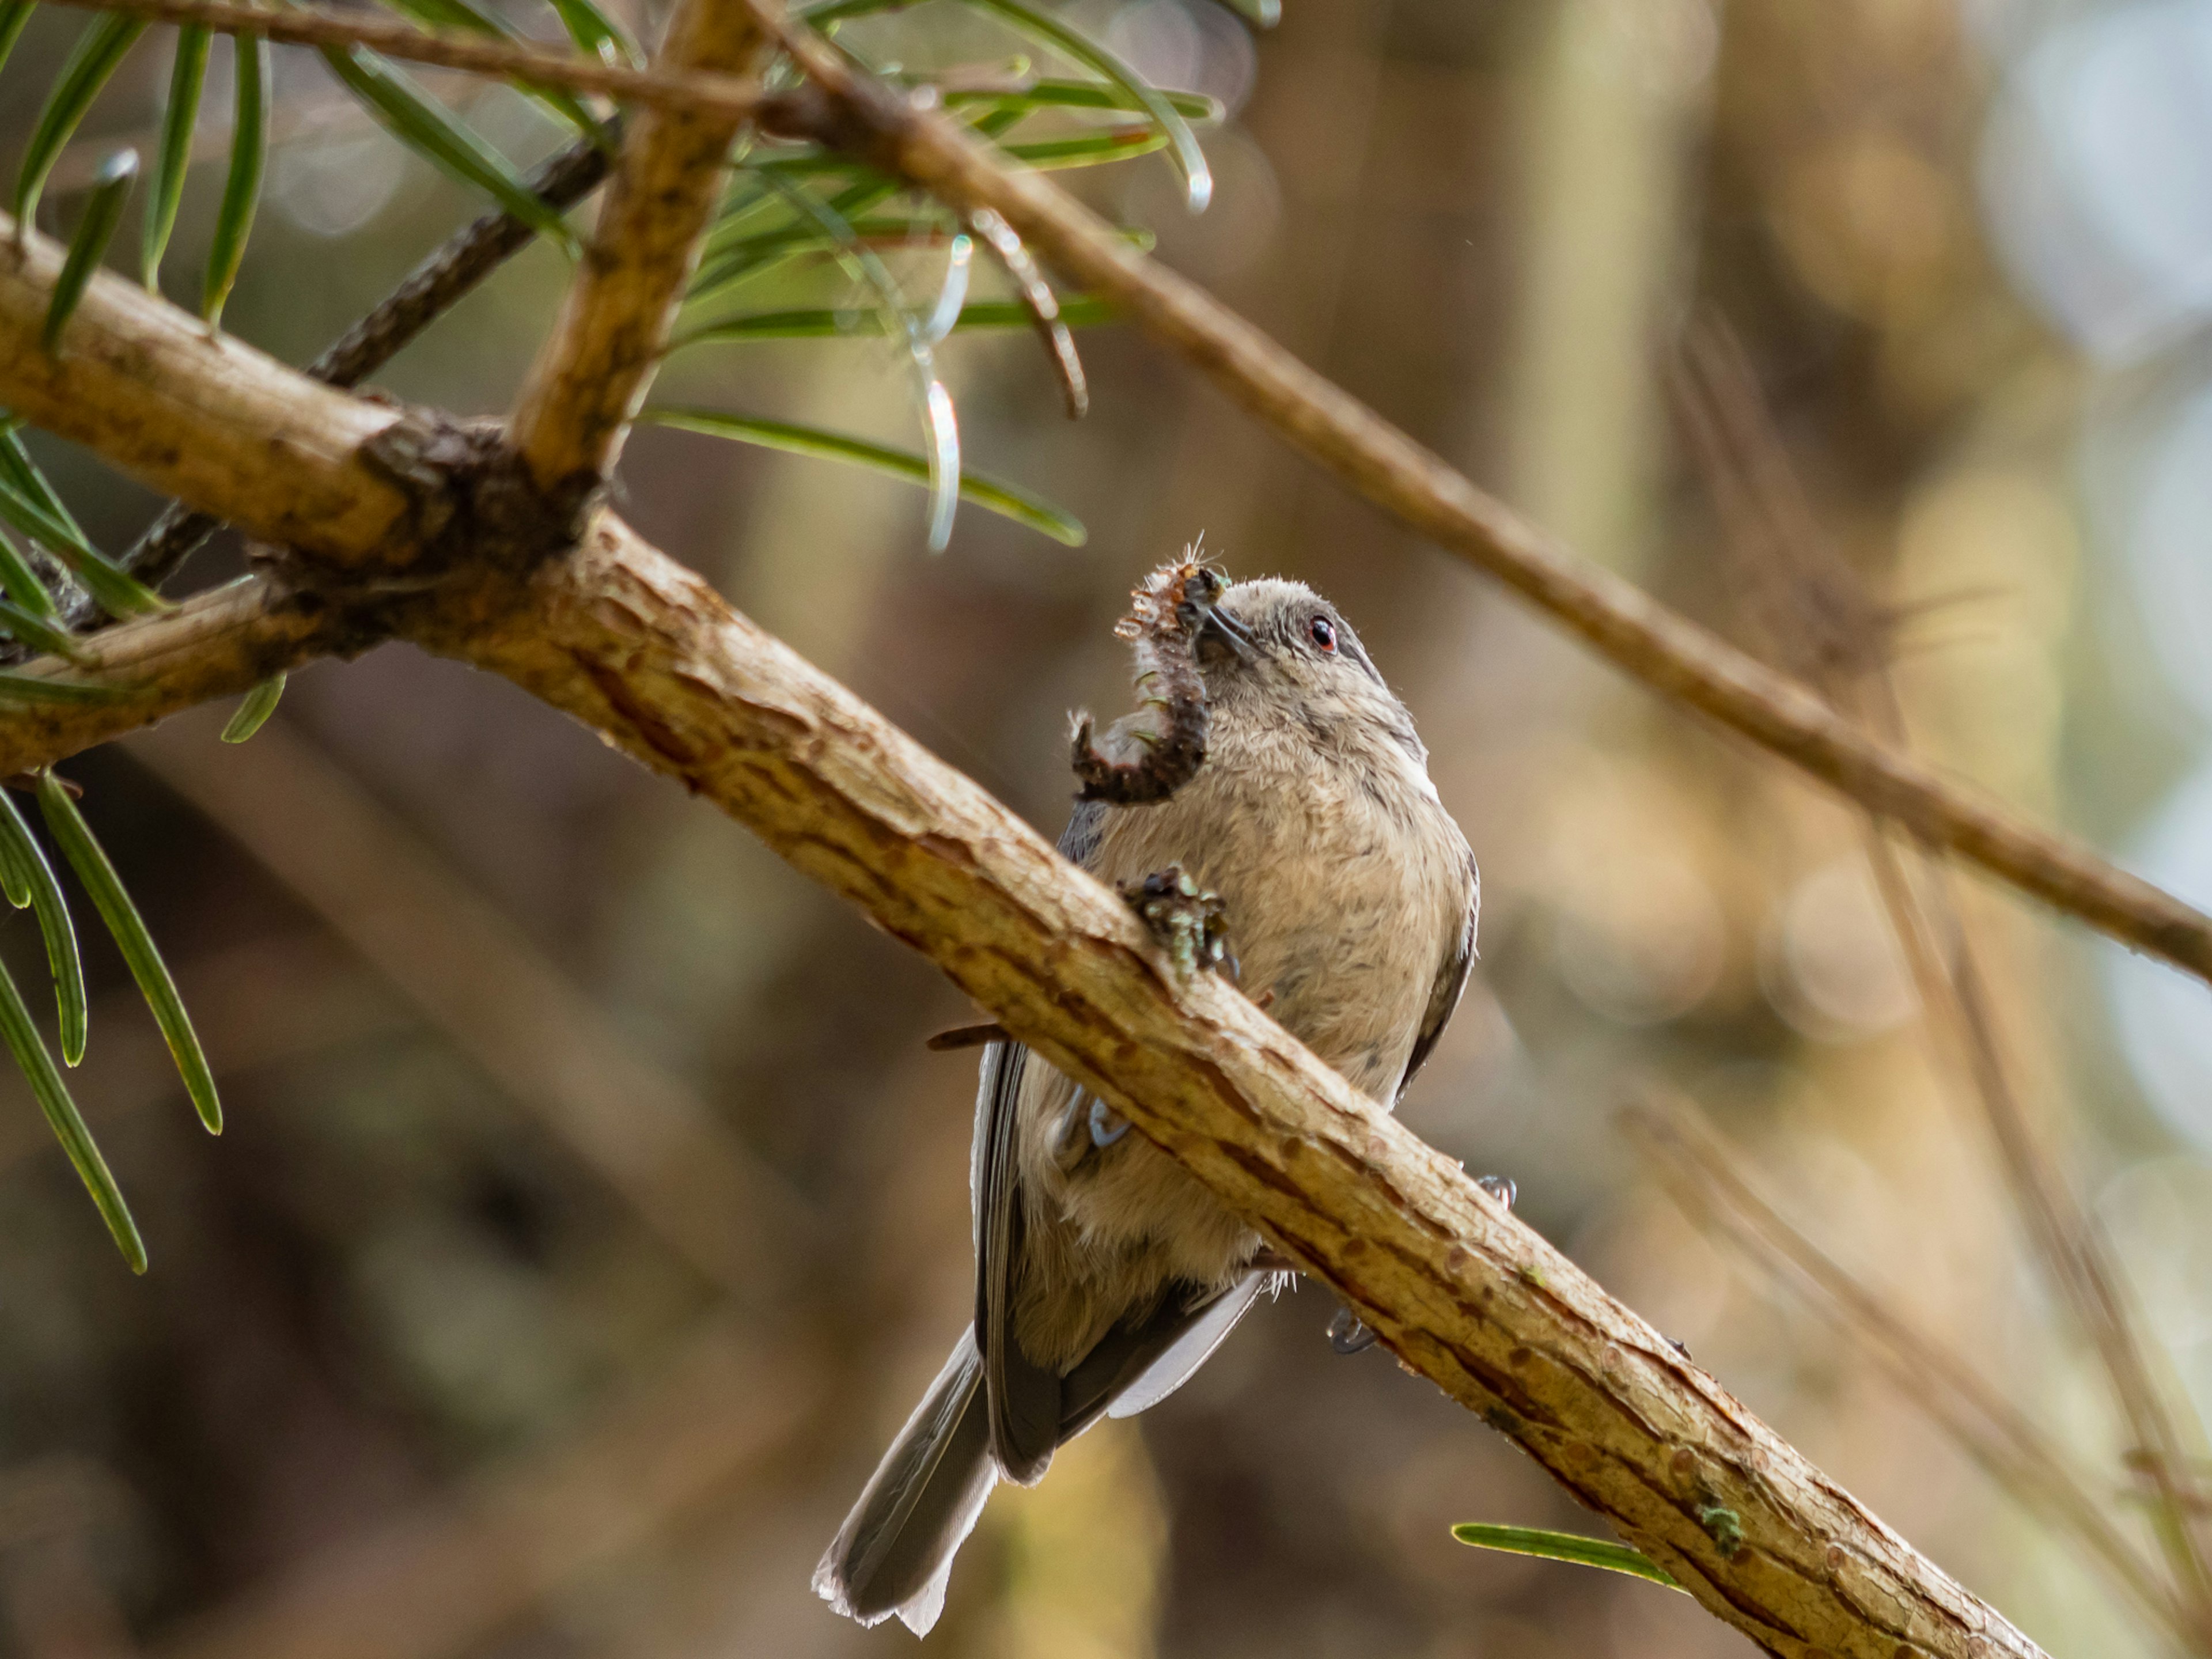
[144,26,211,289]
[1450,1524,1683,1589]
[39,772,222,1135]
[961,0,1211,210]
[0,941,143,1272]
[378,0,608,141]
[12,12,146,228]
[762,172,964,548]
[0,788,86,1066]
[679,293,1118,343]
[645,406,1086,545]
[0,594,88,660]
[203,32,270,328]
[0,1,35,76]
[547,0,640,68]
[320,44,582,252]
[44,147,136,351]
[221,673,286,743]
[0,423,168,618]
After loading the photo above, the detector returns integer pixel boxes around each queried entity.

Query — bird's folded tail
[813,1326,997,1636]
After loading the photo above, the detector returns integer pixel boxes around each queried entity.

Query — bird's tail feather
[813,1327,997,1636]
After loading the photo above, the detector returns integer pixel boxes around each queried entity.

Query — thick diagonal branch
[1,224,411,563]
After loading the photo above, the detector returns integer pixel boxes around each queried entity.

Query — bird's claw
[1120,866,1234,980]
[1327,1305,1380,1355]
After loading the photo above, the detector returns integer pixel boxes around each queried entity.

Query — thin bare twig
[1627,1098,2190,1650]
[47,0,765,120]
[1674,320,2212,1647]
[747,14,2212,988]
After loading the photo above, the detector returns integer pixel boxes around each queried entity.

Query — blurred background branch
[1673,317,2212,1651]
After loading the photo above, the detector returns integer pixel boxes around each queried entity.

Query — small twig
[1070,556,1219,805]
[962,207,1087,418]
[507,0,767,502]
[46,0,766,120]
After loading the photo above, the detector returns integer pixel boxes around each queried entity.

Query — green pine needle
[547,0,641,67]
[942,78,1219,121]
[320,45,581,253]
[681,294,1119,345]
[44,149,138,353]
[0,1,37,78]
[962,0,1211,210]
[0,526,57,619]
[37,773,222,1135]
[0,789,88,1066]
[0,596,87,660]
[643,407,1086,547]
[0,430,169,618]
[221,673,286,743]
[377,0,607,139]
[12,13,148,228]
[145,26,213,289]
[1451,1524,1682,1590]
[0,669,132,704]
[203,30,270,330]
[0,952,143,1271]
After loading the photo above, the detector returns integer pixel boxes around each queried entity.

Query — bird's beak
[1199,605,1259,661]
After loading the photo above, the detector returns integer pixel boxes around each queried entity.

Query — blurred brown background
[4,0,2212,1654]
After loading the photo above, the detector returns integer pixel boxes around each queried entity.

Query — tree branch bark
[506,0,764,500]
[0,577,361,771]
[0,229,410,564]
[46,0,766,123]
[86,132,614,625]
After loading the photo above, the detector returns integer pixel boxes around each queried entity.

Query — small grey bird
[814,571,1478,1634]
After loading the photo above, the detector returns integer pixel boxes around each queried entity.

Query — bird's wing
[1396,854,1479,1102]
[1093,1271,1272,1425]
[972,799,1111,1483]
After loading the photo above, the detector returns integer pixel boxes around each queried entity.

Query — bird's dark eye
[1309,616,1337,653]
